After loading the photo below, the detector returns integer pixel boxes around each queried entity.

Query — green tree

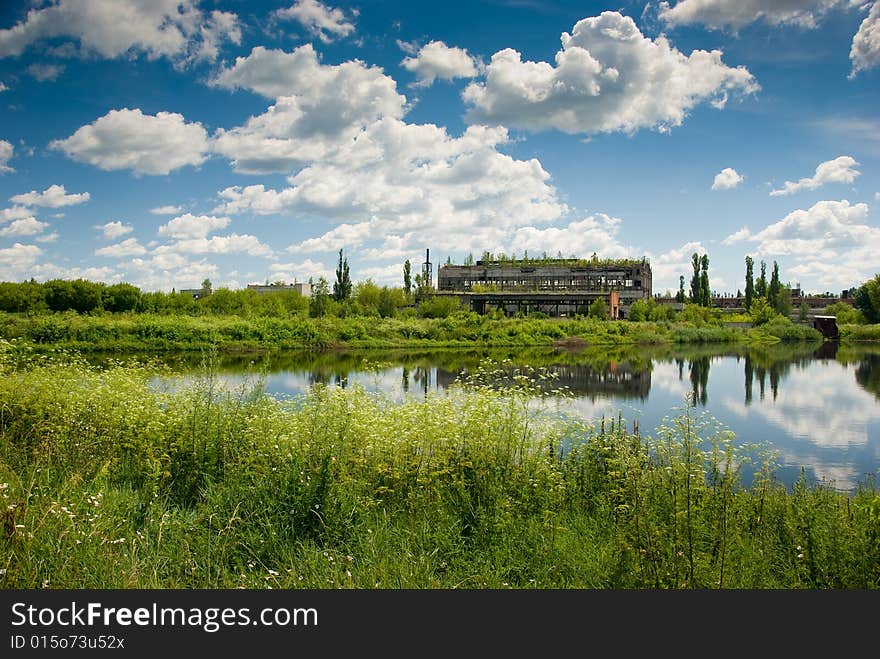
[628,299,649,321]
[403,259,412,298]
[589,297,608,319]
[103,282,142,313]
[310,277,332,318]
[699,254,710,307]
[744,255,755,311]
[333,249,352,302]
[675,275,686,303]
[854,274,880,323]
[799,300,810,322]
[756,260,767,299]
[768,261,781,310]
[689,253,701,303]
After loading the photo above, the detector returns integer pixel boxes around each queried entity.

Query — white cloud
[50,108,210,175]
[401,40,480,87]
[269,259,333,283]
[27,63,65,81]
[149,205,183,215]
[155,234,273,257]
[721,226,752,245]
[95,238,147,257]
[211,45,406,174]
[123,256,219,293]
[0,0,240,65]
[0,217,47,237]
[0,139,13,173]
[645,241,709,291]
[850,1,880,76]
[462,11,759,136]
[36,232,59,243]
[508,214,632,260]
[157,213,230,240]
[734,199,878,289]
[96,221,133,240]
[275,0,356,43]
[658,0,860,30]
[712,167,744,190]
[10,184,90,207]
[213,120,567,259]
[0,243,42,279]
[287,222,373,253]
[31,263,120,283]
[0,206,32,223]
[769,155,860,196]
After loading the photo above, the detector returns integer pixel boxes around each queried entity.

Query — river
[142,341,880,493]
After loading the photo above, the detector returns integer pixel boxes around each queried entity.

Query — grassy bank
[1,350,877,589]
[0,310,823,354]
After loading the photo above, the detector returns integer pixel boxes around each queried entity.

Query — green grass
[1,347,877,589]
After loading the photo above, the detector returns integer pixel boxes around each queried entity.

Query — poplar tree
[768,261,781,311]
[690,253,701,303]
[756,260,767,299]
[333,249,352,302]
[700,254,710,306]
[403,259,412,298]
[745,255,755,311]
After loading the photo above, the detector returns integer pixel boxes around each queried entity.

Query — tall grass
[1,346,877,589]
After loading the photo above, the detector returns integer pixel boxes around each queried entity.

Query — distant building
[247,282,311,297]
[429,256,651,318]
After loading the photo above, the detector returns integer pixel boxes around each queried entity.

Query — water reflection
[130,341,880,492]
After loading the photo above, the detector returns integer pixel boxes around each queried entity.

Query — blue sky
[0,0,878,296]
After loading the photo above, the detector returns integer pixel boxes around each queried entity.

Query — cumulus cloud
[213,120,567,261]
[155,234,273,257]
[712,167,744,190]
[769,155,860,196]
[0,243,42,279]
[658,0,861,30]
[727,199,878,288]
[850,1,880,76]
[210,45,406,173]
[462,11,758,136]
[0,217,48,237]
[96,221,133,240]
[150,205,183,215]
[94,238,147,257]
[0,139,12,173]
[269,259,333,283]
[401,40,480,87]
[721,226,753,245]
[287,222,373,253]
[275,0,356,43]
[157,213,230,240]
[0,0,240,66]
[508,214,631,260]
[50,108,210,175]
[10,184,90,207]
[1,206,32,223]
[646,241,709,290]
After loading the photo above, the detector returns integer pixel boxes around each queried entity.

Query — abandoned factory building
[432,256,652,318]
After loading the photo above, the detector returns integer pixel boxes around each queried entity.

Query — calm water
[145,341,880,493]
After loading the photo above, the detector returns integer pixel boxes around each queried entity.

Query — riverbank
[0,310,826,353]
[0,353,877,589]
